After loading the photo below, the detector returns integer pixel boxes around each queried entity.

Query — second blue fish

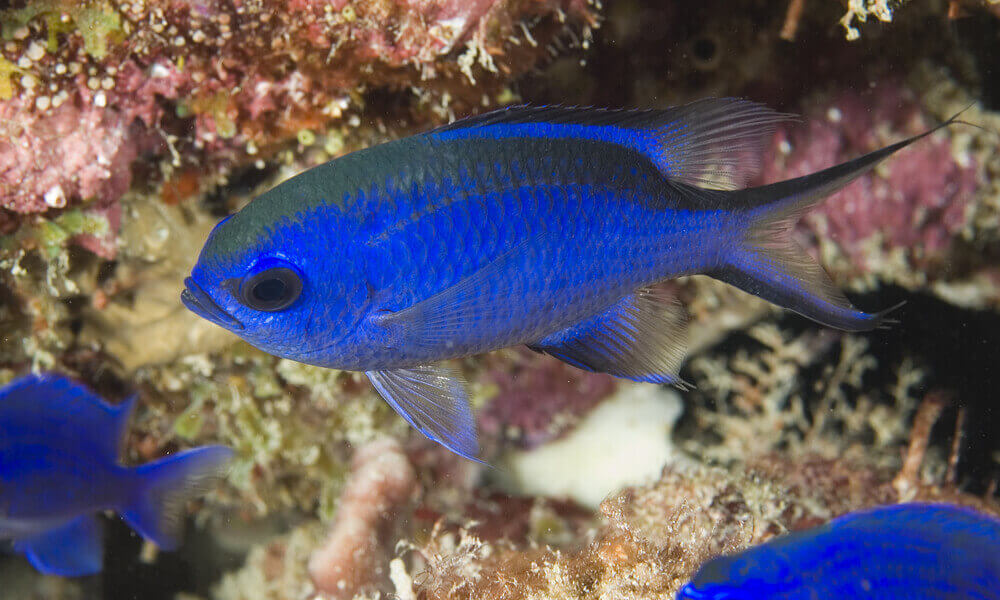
[679,502,1000,600]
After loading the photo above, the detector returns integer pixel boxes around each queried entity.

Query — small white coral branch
[840,0,900,40]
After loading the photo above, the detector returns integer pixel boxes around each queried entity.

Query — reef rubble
[0,0,598,220]
[214,385,997,600]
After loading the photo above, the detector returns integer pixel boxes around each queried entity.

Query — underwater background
[1,0,998,598]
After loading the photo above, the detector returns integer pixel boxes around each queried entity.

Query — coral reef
[0,0,597,220]
[837,0,902,40]
[404,390,998,600]
[682,322,924,464]
[760,79,981,292]
[501,384,686,508]
[131,354,409,522]
[3,0,1000,598]
[828,0,996,41]
[213,522,328,600]
[307,437,417,599]
[210,376,999,600]
[478,349,618,450]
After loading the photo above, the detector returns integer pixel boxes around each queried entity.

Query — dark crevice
[954,9,1000,110]
[678,284,1000,495]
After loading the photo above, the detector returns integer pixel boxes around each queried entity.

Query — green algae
[39,211,109,259]
[0,209,110,260]
[1,1,124,59]
[323,132,345,156]
[296,129,317,146]
[174,396,207,440]
[73,2,123,58]
[133,348,407,520]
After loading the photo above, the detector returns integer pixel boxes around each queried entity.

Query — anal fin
[366,365,481,462]
[529,286,691,389]
[14,515,103,576]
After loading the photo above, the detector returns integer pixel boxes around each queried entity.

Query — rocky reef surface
[1,1,998,599]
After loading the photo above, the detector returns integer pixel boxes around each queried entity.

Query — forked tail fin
[710,111,968,330]
[121,446,233,550]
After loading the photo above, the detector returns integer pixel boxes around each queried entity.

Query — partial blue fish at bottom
[678,502,1000,600]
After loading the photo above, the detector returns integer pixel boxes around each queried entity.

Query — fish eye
[238,267,302,311]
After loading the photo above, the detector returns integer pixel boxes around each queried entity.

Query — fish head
[677,547,797,600]
[183,208,357,362]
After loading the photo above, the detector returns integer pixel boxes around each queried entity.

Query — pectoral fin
[366,365,481,462]
[14,515,103,576]
[529,286,691,388]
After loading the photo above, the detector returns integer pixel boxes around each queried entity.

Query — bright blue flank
[678,503,1000,600]
[0,373,232,576]
[183,99,957,461]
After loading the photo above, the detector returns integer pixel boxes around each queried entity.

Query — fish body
[0,373,233,576]
[678,503,1000,600]
[184,100,956,460]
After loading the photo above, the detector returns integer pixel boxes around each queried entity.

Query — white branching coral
[685,324,924,463]
[840,0,904,40]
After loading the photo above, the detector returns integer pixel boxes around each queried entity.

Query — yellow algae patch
[2,1,124,59]
[0,57,24,100]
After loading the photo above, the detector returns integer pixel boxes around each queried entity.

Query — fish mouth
[181,277,244,331]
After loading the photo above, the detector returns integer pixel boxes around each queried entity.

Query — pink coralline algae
[479,350,618,450]
[72,200,122,259]
[0,0,597,223]
[308,437,417,599]
[758,86,979,278]
[0,60,177,215]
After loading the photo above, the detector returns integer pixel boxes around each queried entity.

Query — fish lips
[181,277,244,331]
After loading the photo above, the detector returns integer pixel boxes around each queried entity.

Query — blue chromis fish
[0,373,233,577]
[678,502,1000,600]
[183,99,960,461]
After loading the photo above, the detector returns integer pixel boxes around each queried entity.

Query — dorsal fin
[429,99,795,190]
